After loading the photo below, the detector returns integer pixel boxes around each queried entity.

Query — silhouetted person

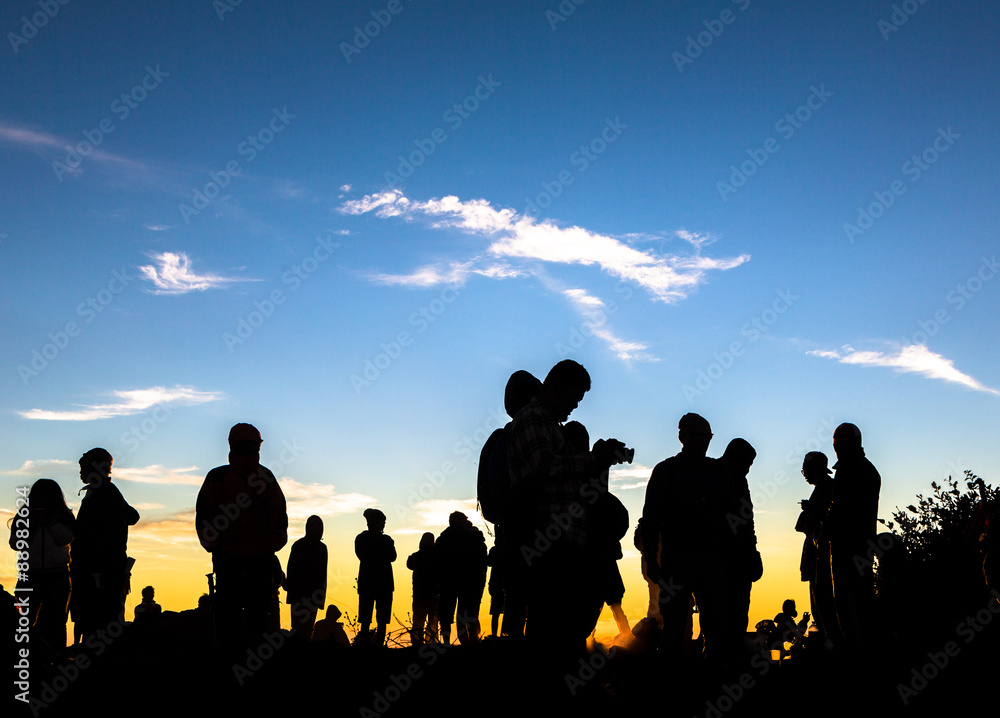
[772,599,809,657]
[477,369,542,638]
[355,508,395,646]
[406,531,438,644]
[285,515,327,640]
[641,414,734,664]
[312,604,351,646]
[196,423,288,649]
[563,421,632,643]
[827,422,881,648]
[795,451,835,643]
[506,359,628,653]
[72,448,139,642]
[720,438,763,657]
[8,478,75,662]
[435,511,487,644]
[133,585,162,623]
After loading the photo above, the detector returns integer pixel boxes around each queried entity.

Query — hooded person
[285,515,327,640]
[196,423,288,648]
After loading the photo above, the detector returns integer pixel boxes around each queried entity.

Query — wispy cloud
[4,459,76,476]
[339,190,749,303]
[0,121,148,177]
[19,385,223,421]
[114,465,206,486]
[561,286,658,363]
[808,344,1000,395]
[395,498,487,535]
[138,251,255,295]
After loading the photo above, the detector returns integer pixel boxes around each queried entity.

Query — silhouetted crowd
[7,359,998,711]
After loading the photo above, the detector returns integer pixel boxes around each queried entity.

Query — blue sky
[2,0,998,629]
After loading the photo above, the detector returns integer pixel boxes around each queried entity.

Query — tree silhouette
[880,470,996,634]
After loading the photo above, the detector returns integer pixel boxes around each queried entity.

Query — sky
[1,0,998,642]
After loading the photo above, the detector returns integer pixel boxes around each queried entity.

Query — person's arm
[640,466,664,582]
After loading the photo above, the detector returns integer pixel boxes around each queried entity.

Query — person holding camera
[506,359,630,654]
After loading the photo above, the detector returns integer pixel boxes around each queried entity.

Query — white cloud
[276,478,377,524]
[609,464,654,490]
[114,465,206,486]
[397,498,488,535]
[18,385,223,421]
[561,286,659,363]
[138,251,254,295]
[808,344,1000,395]
[4,459,76,475]
[338,189,748,303]
[340,184,352,192]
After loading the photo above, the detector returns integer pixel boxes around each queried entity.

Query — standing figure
[476,370,542,638]
[720,438,764,656]
[9,478,75,661]
[196,424,288,648]
[826,422,881,648]
[355,508,395,646]
[73,449,140,642]
[640,414,734,664]
[285,515,327,640]
[406,531,438,644]
[435,512,487,644]
[506,360,628,653]
[795,451,835,642]
[563,420,631,643]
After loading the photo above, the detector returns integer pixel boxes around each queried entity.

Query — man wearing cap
[641,413,735,663]
[196,423,288,647]
[826,423,881,647]
[355,508,396,646]
[795,451,836,643]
